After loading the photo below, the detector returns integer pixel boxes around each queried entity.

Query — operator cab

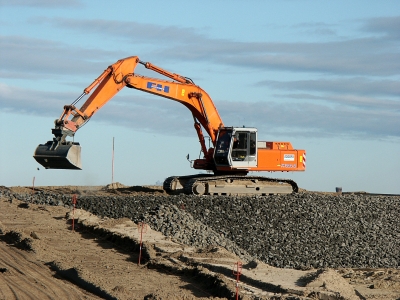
[214,127,257,169]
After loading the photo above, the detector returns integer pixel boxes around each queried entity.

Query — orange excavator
[34,56,306,195]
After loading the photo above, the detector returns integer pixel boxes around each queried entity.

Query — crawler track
[164,174,298,195]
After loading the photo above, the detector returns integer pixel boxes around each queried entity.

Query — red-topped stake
[71,194,77,231]
[137,222,148,265]
[233,261,243,300]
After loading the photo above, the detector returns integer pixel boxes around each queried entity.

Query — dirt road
[0,194,221,299]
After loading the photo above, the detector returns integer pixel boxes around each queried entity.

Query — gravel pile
[1,187,399,270]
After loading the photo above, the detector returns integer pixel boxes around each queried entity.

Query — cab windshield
[214,129,232,165]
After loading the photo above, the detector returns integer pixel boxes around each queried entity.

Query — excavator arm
[34,56,224,170]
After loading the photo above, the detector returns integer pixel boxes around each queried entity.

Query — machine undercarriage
[163,174,298,196]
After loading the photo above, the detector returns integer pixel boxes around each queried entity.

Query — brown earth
[0,185,399,300]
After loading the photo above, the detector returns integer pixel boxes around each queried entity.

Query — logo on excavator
[147,82,170,93]
[283,154,295,161]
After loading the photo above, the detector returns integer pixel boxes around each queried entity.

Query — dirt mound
[103,184,166,195]
[306,269,359,300]
[1,230,37,252]
[104,182,127,190]
[8,184,167,197]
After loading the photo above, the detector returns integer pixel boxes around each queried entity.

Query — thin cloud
[217,100,400,140]
[361,16,400,39]
[206,37,399,76]
[1,84,399,140]
[293,22,338,37]
[0,0,82,7]
[0,83,71,116]
[0,35,120,77]
[258,78,400,97]
[31,16,400,76]
[273,93,400,113]
[31,17,205,44]
[3,16,399,79]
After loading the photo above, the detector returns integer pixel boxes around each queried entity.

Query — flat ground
[0,185,399,300]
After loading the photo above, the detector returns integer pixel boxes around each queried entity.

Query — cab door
[230,130,257,168]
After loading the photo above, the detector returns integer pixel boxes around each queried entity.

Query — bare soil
[0,185,399,300]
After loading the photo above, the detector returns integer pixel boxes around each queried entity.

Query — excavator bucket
[33,141,82,170]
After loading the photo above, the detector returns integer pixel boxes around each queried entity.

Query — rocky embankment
[1,187,399,270]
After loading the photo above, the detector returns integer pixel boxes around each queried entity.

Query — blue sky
[0,0,399,193]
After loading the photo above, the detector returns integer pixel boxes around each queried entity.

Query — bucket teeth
[33,141,82,170]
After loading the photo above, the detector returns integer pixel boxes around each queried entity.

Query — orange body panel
[253,148,306,172]
[253,141,306,172]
